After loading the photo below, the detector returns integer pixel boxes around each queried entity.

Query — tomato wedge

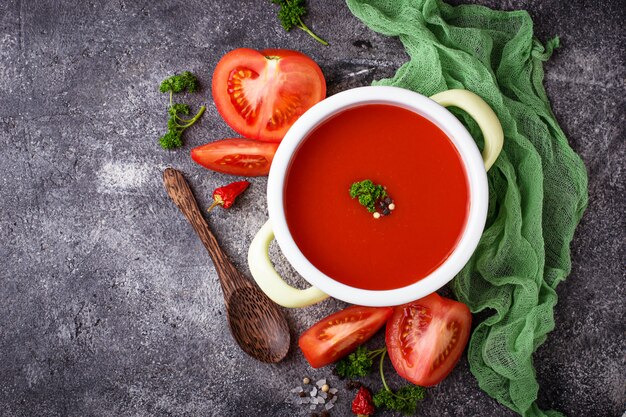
[212,48,326,142]
[299,305,392,369]
[386,293,472,386]
[190,138,278,176]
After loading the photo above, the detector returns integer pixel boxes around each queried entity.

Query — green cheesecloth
[344,0,589,416]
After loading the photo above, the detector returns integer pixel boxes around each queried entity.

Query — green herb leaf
[159,71,198,94]
[158,72,205,150]
[335,344,427,414]
[272,0,305,31]
[169,103,190,117]
[373,385,426,415]
[350,179,387,213]
[159,130,183,150]
[335,346,382,378]
[269,0,328,46]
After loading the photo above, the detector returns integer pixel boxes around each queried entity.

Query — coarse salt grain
[290,377,336,413]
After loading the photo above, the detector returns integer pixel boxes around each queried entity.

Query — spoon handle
[162,168,247,297]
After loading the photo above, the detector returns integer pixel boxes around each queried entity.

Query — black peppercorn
[346,380,362,390]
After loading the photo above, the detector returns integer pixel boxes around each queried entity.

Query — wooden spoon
[163,168,290,363]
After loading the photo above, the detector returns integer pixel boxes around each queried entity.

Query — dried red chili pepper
[207,180,250,212]
[351,386,375,416]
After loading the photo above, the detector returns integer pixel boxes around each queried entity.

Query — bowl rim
[267,86,488,306]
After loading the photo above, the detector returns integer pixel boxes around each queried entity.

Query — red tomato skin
[212,48,326,142]
[190,138,278,177]
[298,306,393,369]
[386,293,471,386]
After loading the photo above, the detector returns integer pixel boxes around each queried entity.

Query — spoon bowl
[163,168,290,363]
[226,287,290,363]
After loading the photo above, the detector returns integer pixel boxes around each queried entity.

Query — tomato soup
[284,104,469,291]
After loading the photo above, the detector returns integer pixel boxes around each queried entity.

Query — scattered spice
[207,181,250,212]
[287,377,338,413]
[351,386,375,416]
[346,380,362,390]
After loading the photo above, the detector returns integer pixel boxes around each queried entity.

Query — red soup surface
[284,104,469,291]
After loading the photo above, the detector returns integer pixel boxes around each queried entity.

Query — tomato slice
[212,48,326,142]
[299,305,392,369]
[190,138,279,176]
[386,293,472,386]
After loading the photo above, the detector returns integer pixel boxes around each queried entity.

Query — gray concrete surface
[0,0,624,416]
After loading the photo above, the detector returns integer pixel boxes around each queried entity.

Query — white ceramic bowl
[249,86,503,308]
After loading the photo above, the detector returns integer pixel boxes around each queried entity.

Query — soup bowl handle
[248,220,330,308]
[429,89,504,171]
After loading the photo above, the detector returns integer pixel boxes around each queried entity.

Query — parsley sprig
[158,71,205,149]
[270,0,329,46]
[335,346,426,415]
[335,346,385,378]
[350,179,387,213]
[159,71,198,94]
[373,350,426,415]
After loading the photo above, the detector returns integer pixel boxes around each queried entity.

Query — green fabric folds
[344,1,588,416]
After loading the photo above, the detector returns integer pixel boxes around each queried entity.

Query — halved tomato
[212,48,326,142]
[299,305,392,369]
[190,138,279,176]
[386,293,472,386]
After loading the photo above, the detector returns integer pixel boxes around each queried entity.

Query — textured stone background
[0,0,624,416]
